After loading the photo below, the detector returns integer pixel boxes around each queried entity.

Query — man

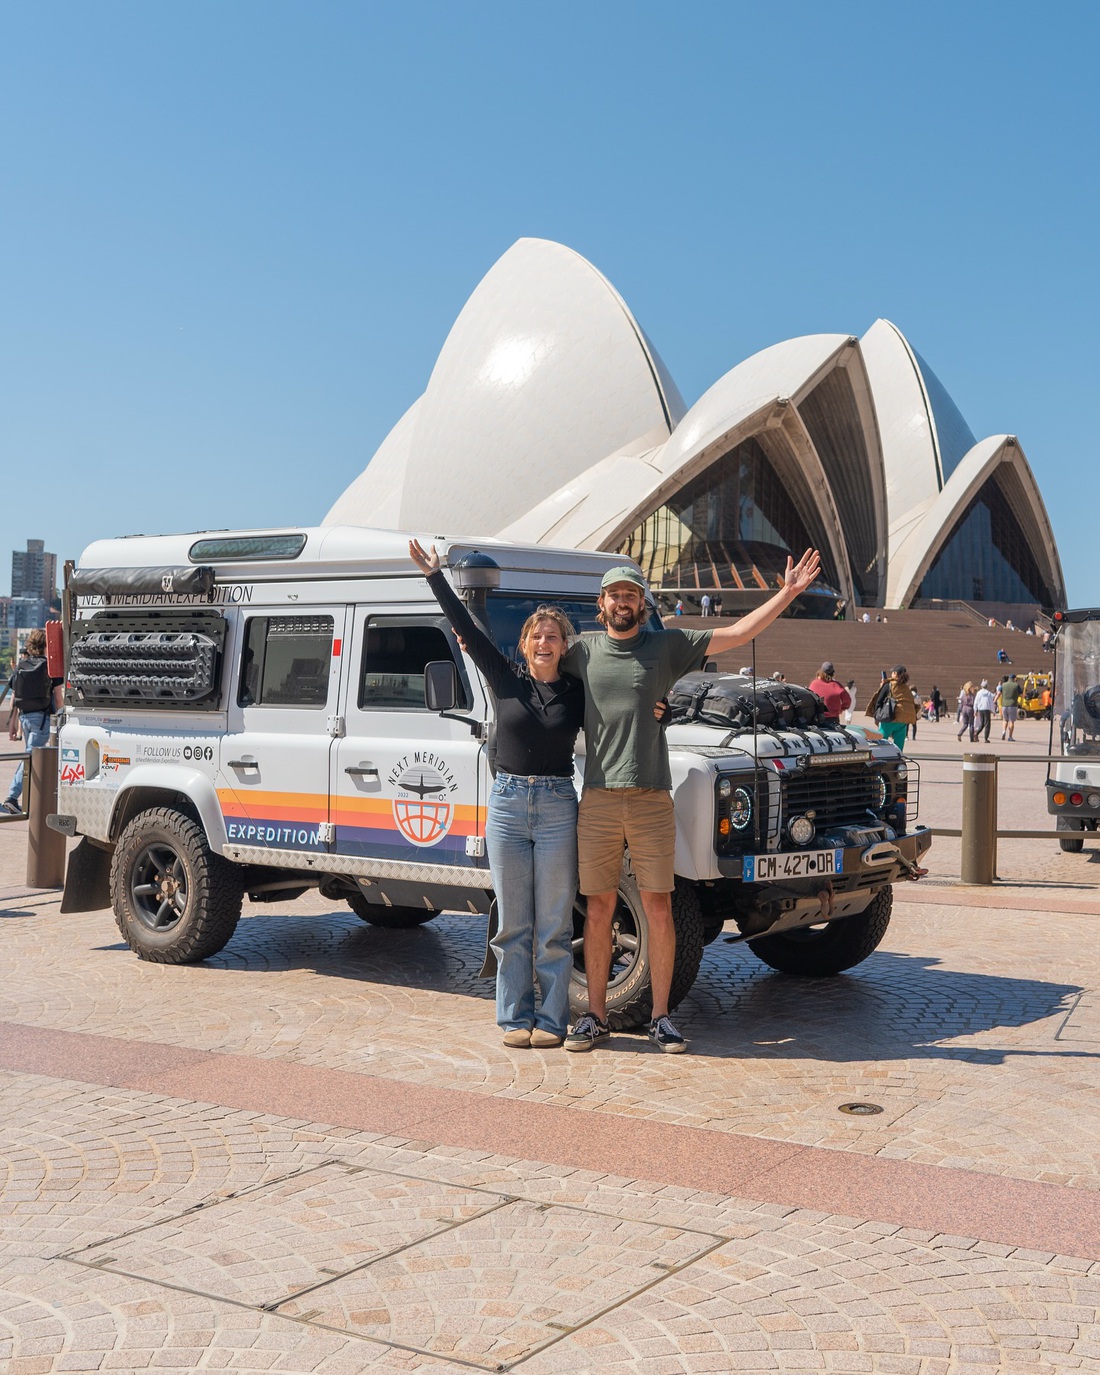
[3,628,64,815]
[562,548,821,1054]
[700,592,711,618]
[973,679,996,743]
[1000,673,1022,740]
[808,661,851,722]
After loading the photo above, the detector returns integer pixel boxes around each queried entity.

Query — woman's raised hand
[409,539,441,576]
[782,548,821,595]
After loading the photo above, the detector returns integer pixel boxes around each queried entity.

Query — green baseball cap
[599,564,646,591]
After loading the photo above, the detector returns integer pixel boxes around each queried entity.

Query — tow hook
[816,883,835,918]
[861,839,928,882]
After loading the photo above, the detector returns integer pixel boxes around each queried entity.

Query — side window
[238,616,334,707]
[359,621,464,710]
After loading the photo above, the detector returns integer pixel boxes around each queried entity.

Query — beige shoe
[502,1028,531,1048]
[530,1029,564,1049]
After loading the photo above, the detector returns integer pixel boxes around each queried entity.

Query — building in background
[11,539,57,607]
[326,239,1063,619]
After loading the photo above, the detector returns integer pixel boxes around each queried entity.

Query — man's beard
[608,605,640,631]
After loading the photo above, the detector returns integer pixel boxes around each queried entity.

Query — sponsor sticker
[60,746,85,785]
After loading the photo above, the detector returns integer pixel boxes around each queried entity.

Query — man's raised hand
[783,548,821,595]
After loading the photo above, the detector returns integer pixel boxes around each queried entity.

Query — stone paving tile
[276,1199,721,1366]
[71,1161,509,1307]
[0,1254,469,1372]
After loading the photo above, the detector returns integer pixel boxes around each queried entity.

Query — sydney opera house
[326,239,1064,616]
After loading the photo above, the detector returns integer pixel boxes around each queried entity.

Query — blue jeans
[7,711,51,805]
[485,772,578,1036]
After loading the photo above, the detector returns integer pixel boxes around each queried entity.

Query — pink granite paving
[5,1018,1100,1263]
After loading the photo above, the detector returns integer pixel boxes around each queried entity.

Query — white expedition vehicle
[51,526,932,1026]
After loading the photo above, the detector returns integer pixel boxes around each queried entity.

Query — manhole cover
[838,1102,883,1115]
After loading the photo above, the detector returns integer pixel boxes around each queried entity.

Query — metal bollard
[26,743,66,888]
[960,752,998,884]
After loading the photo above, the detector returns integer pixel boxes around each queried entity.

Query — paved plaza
[3,717,1100,1372]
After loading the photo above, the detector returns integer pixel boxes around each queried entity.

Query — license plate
[743,848,842,882]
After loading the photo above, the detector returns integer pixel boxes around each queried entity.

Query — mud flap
[59,837,113,914]
[478,898,499,978]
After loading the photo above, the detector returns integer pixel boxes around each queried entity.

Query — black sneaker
[564,1013,610,1053]
[1,800,20,815]
[649,1015,687,1053]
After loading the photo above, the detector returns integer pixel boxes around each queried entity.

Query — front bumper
[717,825,933,885]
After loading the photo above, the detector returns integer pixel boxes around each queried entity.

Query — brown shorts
[577,787,675,895]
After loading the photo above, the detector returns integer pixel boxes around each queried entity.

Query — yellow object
[1018,672,1053,719]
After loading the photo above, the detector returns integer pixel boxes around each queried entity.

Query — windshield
[484,592,603,664]
[1056,618,1100,756]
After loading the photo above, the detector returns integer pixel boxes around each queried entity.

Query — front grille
[782,764,886,833]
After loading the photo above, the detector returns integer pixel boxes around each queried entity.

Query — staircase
[679,608,1049,708]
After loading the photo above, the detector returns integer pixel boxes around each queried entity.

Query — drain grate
[838,1102,883,1115]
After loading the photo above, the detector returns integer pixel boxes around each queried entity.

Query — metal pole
[960,753,998,885]
[26,743,65,888]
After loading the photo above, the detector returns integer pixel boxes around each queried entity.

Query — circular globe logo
[392,764,453,847]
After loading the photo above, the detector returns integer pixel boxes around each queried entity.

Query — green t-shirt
[1000,679,1022,708]
[563,624,712,790]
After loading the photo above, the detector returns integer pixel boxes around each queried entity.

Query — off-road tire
[569,874,706,1030]
[1058,817,1085,854]
[747,885,893,977]
[111,807,243,963]
[345,891,440,927]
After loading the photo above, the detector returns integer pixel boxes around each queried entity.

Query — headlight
[895,762,908,781]
[729,786,753,831]
[871,773,888,810]
[718,777,732,799]
[788,814,815,845]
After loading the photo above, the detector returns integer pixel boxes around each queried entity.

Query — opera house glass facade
[326,238,1064,615]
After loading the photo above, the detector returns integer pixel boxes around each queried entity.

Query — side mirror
[425,660,459,713]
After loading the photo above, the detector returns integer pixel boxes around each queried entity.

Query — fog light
[718,777,732,799]
[788,814,815,845]
[896,762,908,781]
[1053,791,1067,806]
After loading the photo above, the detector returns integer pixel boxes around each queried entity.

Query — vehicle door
[333,610,489,873]
[217,609,346,853]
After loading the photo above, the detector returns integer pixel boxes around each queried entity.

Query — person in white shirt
[973,680,996,742]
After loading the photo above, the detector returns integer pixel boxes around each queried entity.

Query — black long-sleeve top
[427,570,584,778]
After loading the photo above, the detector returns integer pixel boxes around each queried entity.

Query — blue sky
[2,2,1096,602]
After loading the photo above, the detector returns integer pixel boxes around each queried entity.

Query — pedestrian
[866,664,917,751]
[861,612,871,624]
[674,598,683,616]
[408,542,582,1048]
[957,682,976,740]
[713,593,723,618]
[973,679,996,742]
[700,592,711,618]
[1000,673,1022,740]
[931,685,943,721]
[808,661,851,722]
[843,679,857,724]
[562,549,821,1054]
[3,628,64,815]
[909,686,921,739]
[997,647,1011,665]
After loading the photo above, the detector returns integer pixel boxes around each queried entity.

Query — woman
[410,538,582,1048]
[957,681,976,742]
[867,664,917,752]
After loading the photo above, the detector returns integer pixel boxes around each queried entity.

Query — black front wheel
[747,886,893,977]
[111,807,243,963]
[569,874,705,1029]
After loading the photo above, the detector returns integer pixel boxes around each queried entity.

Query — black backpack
[12,655,53,713]
[668,671,829,732]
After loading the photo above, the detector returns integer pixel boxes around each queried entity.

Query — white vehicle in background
[1049,608,1100,852]
[50,526,931,1027]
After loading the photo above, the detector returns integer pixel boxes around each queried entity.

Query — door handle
[227,760,260,770]
[344,766,379,777]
